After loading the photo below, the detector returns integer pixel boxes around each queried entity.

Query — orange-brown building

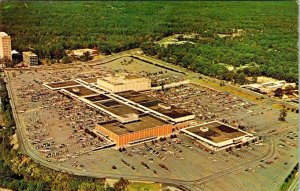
[95,114,174,146]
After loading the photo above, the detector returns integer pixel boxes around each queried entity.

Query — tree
[234,72,246,84]
[2,58,13,68]
[44,58,50,65]
[140,42,158,56]
[79,51,92,62]
[285,177,289,183]
[113,177,129,191]
[278,109,287,121]
[50,59,56,64]
[62,56,72,64]
[51,43,66,59]
[35,181,50,191]
[242,66,261,76]
[77,182,105,191]
[160,81,165,92]
[106,185,115,191]
[274,88,283,97]
[3,105,15,128]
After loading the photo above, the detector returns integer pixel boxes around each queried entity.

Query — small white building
[72,49,98,57]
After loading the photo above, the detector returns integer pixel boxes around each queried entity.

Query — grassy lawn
[126,182,161,191]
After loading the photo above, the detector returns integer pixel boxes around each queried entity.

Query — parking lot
[7,68,115,162]
[201,129,298,191]
[5,56,298,191]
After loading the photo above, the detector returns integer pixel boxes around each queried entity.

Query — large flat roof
[64,86,98,97]
[98,114,168,135]
[85,94,111,102]
[46,80,80,89]
[149,105,193,118]
[94,100,142,117]
[117,91,158,104]
[117,90,193,120]
[184,122,246,143]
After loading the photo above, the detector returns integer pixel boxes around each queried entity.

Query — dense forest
[141,34,297,83]
[0,1,297,81]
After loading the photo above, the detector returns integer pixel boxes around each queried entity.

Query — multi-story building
[0,32,12,62]
[97,73,151,93]
[22,51,38,66]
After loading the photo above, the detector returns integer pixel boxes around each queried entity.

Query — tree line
[0,1,297,80]
[141,33,297,83]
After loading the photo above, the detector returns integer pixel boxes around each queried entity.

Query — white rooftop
[101,73,150,85]
[11,50,19,54]
[0,32,9,37]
